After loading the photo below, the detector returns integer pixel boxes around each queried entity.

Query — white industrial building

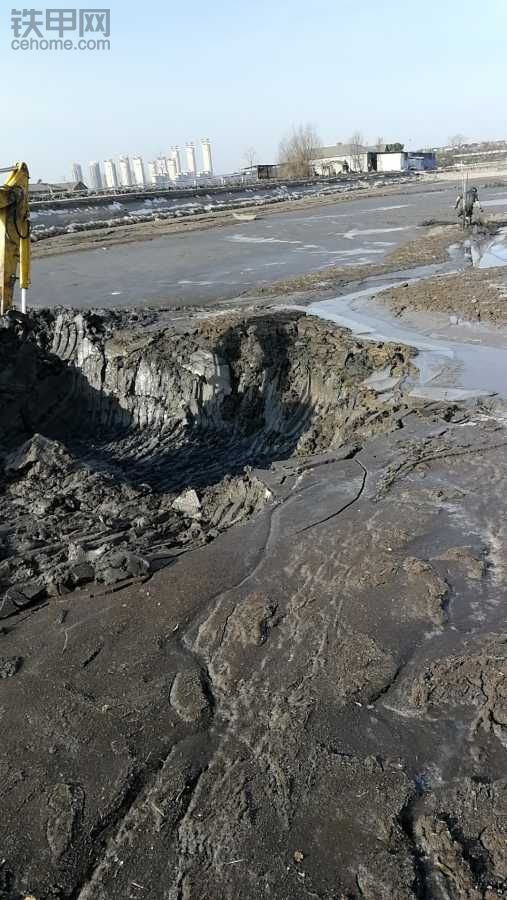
[119,156,133,187]
[147,161,157,185]
[170,147,182,176]
[132,156,146,187]
[72,163,84,184]
[310,143,372,175]
[185,143,197,175]
[155,157,169,176]
[201,138,213,175]
[103,159,118,189]
[88,161,103,191]
[310,142,436,175]
[72,140,215,192]
[148,159,172,186]
[167,156,178,180]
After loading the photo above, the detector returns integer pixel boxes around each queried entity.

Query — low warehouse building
[376,150,409,172]
[310,143,375,175]
[310,142,437,175]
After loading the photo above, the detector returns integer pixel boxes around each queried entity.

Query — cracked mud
[0,306,506,899]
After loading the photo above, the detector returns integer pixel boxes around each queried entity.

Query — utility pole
[462,167,469,231]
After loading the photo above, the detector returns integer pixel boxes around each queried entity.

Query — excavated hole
[0,308,413,612]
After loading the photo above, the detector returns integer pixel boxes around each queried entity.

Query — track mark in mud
[376,439,507,499]
[398,794,433,900]
[296,458,368,534]
[369,661,407,705]
[74,746,217,900]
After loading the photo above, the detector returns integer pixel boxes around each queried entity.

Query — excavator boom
[0,162,31,315]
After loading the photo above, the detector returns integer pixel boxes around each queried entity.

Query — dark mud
[0,308,412,612]
[0,308,506,899]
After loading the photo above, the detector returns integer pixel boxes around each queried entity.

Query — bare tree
[376,135,384,150]
[349,131,365,172]
[278,124,321,179]
[449,134,467,149]
[244,147,258,170]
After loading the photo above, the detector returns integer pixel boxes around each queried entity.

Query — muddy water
[306,266,507,398]
[471,226,507,268]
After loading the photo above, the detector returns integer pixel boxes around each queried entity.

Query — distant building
[29,180,88,198]
[103,159,118,189]
[407,151,437,171]
[167,156,178,180]
[310,142,377,175]
[147,161,158,185]
[156,157,169,176]
[376,150,409,173]
[310,142,437,175]
[132,156,146,187]
[72,163,84,183]
[185,143,197,176]
[201,138,213,175]
[119,156,134,187]
[89,161,103,191]
[170,147,182,176]
[243,164,279,180]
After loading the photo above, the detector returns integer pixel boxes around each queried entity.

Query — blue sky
[2,0,506,181]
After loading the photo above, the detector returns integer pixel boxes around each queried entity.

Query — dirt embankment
[381,267,507,325]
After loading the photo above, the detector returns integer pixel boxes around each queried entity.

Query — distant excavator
[0,162,31,315]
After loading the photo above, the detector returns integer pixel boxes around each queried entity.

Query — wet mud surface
[0,309,412,613]
[1,305,507,899]
[381,264,507,326]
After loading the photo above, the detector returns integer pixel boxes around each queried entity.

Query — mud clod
[170,670,211,723]
[0,656,22,678]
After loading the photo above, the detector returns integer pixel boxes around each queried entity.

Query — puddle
[471,227,507,269]
[342,226,411,240]
[302,266,507,399]
[226,234,302,245]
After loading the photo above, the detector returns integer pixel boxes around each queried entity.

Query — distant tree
[278,124,321,179]
[244,147,258,170]
[349,131,365,172]
[376,135,385,150]
[449,134,467,149]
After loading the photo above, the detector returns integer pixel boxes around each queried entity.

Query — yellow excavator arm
[0,162,31,315]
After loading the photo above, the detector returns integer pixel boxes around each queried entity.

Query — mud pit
[0,309,412,612]
[1,308,507,900]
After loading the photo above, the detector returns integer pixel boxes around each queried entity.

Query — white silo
[132,156,146,187]
[119,156,133,187]
[201,139,213,175]
[186,143,197,175]
[171,147,182,176]
[147,161,158,185]
[88,161,103,191]
[156,157,169,176]
[72,163,84,184]
[167,157,178,181]
[103,159,118,189]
